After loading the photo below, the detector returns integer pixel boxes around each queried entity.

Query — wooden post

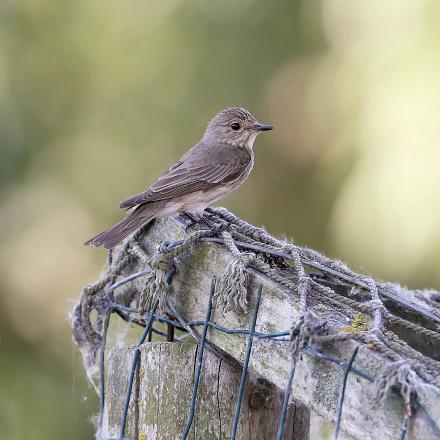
[101,342,310,439]
[83,215,440,440]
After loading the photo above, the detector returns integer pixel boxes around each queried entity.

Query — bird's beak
[255,123,273,131]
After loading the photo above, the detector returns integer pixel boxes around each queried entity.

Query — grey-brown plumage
[84,107,272,248]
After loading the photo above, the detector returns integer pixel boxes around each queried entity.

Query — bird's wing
[119,148,251,209]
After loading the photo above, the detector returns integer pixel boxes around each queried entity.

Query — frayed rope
[215,253,253,313]
[214,231,254,313]
[374,360,425,412]
[139,229,212,312]
[291,310,324,355]
[139,252,173,313]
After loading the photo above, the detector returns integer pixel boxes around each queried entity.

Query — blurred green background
[1,0,440,438]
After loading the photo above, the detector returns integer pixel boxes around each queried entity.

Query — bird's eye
[231,122,241,131]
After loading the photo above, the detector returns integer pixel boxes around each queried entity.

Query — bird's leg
[182,210,214,232]
[182,211,202,232]
[197,211,231,234]
[202,211,231,234]
[201,217,229,235]
[206,220,230,235]
[182,210,229,235]
[197,213,217,230]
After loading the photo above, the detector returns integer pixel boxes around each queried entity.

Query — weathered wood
[102,342,308,439]
[106,216,440,440]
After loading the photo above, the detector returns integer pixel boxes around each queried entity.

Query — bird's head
[203,107,272,148]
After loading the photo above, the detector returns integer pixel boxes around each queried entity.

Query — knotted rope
[140,229,212,312]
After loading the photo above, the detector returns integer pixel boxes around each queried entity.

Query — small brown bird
[84,107,272,249]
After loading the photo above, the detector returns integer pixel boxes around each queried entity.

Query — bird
[84,107,272,249]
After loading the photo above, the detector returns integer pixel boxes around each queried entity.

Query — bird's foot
[199,214,231,235]
[182,211,203,232]
[182,211,228,235]
[206,219,230,235]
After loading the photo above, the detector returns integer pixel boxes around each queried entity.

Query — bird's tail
[84,212,154,249]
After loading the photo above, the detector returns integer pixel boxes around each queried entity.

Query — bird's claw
[182,212,201,232]
[206,220,230,235]
[182,211,230,235]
